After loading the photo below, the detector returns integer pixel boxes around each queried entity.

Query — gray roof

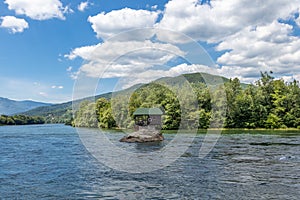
[133,108,163,116]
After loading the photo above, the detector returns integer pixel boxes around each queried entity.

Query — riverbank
[161,128,300,135]
[75,126,300,135]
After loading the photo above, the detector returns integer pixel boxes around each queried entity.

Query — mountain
[22,72,247,122]
[0,97,52,115]
[21,92,112,119]
[157,72,248,88]
[21,83,143,122]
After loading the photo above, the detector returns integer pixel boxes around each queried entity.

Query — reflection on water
[0,124,299,199]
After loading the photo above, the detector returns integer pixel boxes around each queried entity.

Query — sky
[1,0,300,103]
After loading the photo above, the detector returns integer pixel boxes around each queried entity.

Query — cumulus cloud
[4,0,67,20]
[164,64,261,83]
[70,0,300,84]
[115,63,212,89]
[112,62,300,90]
[78,1,90,12]
[0,16,28,33]
[216,21,300,79]
[88,8,159,40]
[281,74,300,83]
[66,40,185,79]
[65,44,98,60]
[148,63,268,85]
[157,0,300,43]
[107,63,255,89]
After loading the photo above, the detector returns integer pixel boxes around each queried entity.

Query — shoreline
[77,126,300,134]
[3,124,300,134]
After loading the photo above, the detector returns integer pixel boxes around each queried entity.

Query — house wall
[148,115,161,125]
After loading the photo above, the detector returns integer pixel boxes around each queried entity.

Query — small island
[120,108,164,143]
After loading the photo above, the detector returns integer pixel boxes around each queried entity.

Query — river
[0,124,299,199]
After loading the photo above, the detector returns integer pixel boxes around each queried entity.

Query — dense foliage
[0,115,45,126]
[72,72,300,129]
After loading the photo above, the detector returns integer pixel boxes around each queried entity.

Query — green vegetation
[0,115,45,126]
[21,101,75,124]
[72,72,300,130]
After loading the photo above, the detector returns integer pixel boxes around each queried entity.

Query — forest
[0,115,45,126]
[72,72,300,130]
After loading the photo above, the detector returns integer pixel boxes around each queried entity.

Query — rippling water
[0,124,299,199]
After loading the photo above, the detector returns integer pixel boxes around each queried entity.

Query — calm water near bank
[0,124,299,199]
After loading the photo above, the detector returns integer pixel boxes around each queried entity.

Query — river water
[0,124,299,199]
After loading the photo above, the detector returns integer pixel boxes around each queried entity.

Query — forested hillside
[73,72,300,129]
[24,73,225,123]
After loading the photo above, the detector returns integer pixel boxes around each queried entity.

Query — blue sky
[1,0,300,103]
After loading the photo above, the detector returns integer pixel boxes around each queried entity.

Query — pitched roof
[133,108,163,116]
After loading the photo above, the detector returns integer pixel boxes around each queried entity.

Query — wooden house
[133,108,163,129]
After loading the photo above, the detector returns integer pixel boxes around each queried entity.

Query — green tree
[73,101,98,128]
[224,78,242,127]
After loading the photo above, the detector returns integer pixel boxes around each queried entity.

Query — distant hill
[21,92,112,118]
[21,84,142,122]
[157,72,248,88]
[0,97,52,115]
[22,73,248,122]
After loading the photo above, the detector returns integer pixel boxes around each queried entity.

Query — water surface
[0,124,299,199]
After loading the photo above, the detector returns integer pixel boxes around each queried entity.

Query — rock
[120,128,164,143]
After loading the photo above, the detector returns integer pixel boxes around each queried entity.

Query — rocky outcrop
[120,127,164,143]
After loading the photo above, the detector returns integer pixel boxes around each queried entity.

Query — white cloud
[65,44,98,60]
[51,85,64,89]
[281,74,300,83]
[216,21,300,78]
[4,0,67,20]
[135,63,269,85]
[63,4,74,14]
[70,71,80,80]
[88,8,159,40]
[65,66,79,80]
[78,1,90,12]
[39,92,48,97]
[165,64,260,83]
[66,66,72,72]
[115,63,211,89]
[66,40,185,79]
[118,62,290,88]
[0,16,28,33]
[296,16,300,27]
[156,0,300,43]
[110,63,259,89]
[151,5,158,10]
[70,0,300,85]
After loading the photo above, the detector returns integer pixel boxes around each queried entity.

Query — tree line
[72,72,300,129]
[0,115,45,126]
